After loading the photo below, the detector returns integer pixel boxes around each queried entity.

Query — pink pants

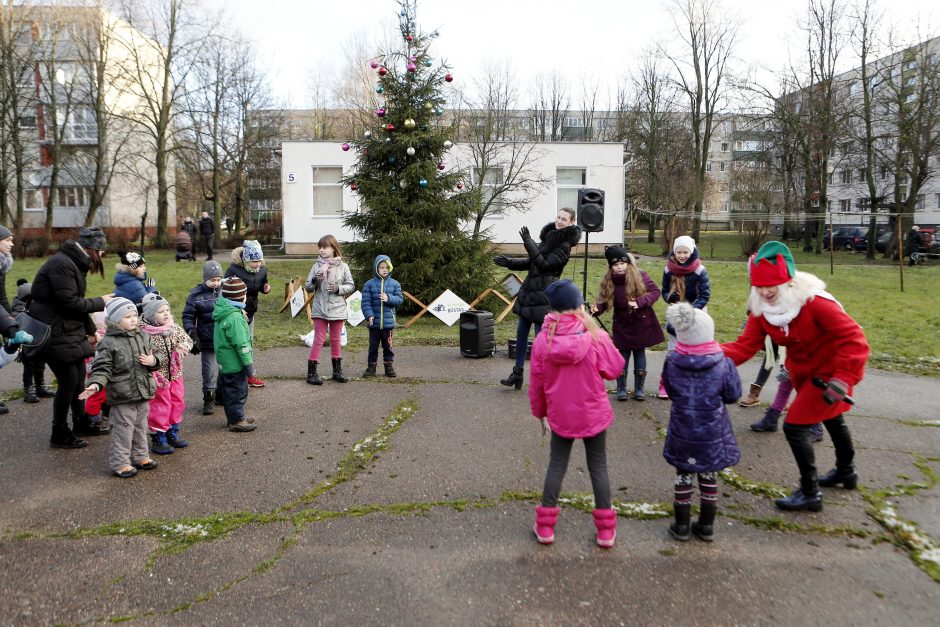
[308,318,343,361]
[148,377,185,433]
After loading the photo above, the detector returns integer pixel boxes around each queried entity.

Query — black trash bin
[460,310,495,358]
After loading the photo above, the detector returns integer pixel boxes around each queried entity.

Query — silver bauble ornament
[406,146,416,156]
[443,140,453,149]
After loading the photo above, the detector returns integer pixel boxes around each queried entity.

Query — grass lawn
[9,246,939,377]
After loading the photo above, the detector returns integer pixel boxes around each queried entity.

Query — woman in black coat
[493,207,582,389]
[30,227,114,448]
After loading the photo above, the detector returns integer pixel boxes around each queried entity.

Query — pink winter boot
[534,506,560,544]
[657,374,669,399]
[592,508,618,548]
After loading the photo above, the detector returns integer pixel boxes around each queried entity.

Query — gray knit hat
[203,260,223,282]
[141,294,169,325]
[78,226,107,251]
[105,297,136,325]
[0,225,12,240]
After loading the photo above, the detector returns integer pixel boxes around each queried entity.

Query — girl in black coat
[493,208,582,389]
[30,228,115,448]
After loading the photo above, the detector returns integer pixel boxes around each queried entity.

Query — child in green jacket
[213,277,256,432]
[79,298,162,478]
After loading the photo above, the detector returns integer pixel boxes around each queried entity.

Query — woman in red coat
[721,241,869,512]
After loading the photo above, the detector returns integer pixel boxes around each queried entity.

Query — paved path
[1,347,938,625]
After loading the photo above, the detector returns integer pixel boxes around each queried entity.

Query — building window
[719,161,725,172]
[856,198,867,211]
[57,107,97,141]
[857,169,865,182]
[720,142,729,152]
[915,194,925,210]
[25,189,43,211]
[849,81,859,96]
[706,162,712,172]
[936,193,940,209]
[839,199,850,212]
[556,167,585,212]
[828,172,833,184]
[881,166,888,181]
[52,186,90,208]
[311,166,343,216]
[474,167,505,215]
[840,170,851,184]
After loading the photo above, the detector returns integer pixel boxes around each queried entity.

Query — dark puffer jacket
[182,282,219,351]
[662,351,741,473]
[224,247,269,323]
[504,223,582,324]
[594,270,665,351]
[29,241,106,363]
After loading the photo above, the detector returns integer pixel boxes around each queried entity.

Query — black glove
[667,292,680,304]
[493,255,510,267]
[519,226,530,241]
[190,343,201,355]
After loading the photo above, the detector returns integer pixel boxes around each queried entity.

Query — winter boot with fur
[166,424,189,448]
[615,374,628,401]
[201,390,215,415]
[633,369,647,401]
[534,505,560,544]
[739,383,762,407]
[692,503,718,542]
[306,360,323,385]
[657,374,669,399]
[751,407,781,432]
[363,363,377,378]
[383,361,397,378]
[150,431,174,455]
[500,366,524,390]
[331,358,348,383]
[592,508,618,548]
[669,503,691,541]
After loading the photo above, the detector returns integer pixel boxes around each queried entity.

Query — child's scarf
[675,340,722,355]
[312,255,344,285]
[141,322,183,386]
[666,256,701,276]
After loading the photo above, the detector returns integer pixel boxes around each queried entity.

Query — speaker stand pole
[582,230,590,301]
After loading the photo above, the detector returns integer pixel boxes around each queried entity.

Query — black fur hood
[539,222,582,248]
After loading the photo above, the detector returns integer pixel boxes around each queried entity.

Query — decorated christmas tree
[341,0,492,306]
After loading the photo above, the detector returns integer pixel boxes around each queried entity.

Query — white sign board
[427,289,469,326]
[346,290,365,327]
[286,172,297,184]
[289,284,307,318]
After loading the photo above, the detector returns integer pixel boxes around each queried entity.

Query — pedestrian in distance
[199,211,215,261]
[592,246,664,401]
[722,241,869,512]
[360,255,403,378]
[303,235,354,385]
[529,280,625,548]
[662,303,741,542]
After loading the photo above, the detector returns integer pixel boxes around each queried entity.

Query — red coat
[721,296,869,425]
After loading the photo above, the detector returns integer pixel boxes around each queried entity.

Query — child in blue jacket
[360,255,403,377]
[113,251,158,306]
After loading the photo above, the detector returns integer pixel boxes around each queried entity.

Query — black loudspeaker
[577,188,605,232]
[460,310,495,358]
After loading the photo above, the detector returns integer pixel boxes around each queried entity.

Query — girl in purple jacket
[529,280,625,548]
[593,246,664,402]
[662,303,741,543]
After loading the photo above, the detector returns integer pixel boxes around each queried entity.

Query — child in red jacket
[529,280,625,548]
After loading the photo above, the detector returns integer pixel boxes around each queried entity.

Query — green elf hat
[749,241,796,287]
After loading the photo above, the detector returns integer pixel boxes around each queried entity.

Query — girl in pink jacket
[529,280,625,548]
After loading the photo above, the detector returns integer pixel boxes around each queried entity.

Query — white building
[280,141,625,255]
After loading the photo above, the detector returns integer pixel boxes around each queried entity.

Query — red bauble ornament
[385,123,395,132]
[351,183,358,191]
[406,34,413,42]
[445,73,453,82]
[437,161,445,170]
[378,66,388,76]
[456,182,463,190]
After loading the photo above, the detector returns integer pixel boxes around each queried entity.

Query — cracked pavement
[1,346,938,625]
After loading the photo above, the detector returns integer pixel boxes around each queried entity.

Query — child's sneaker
[247,376,266,388]
[229,420,256,432]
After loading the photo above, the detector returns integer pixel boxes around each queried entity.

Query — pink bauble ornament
[445,73,453,82]
[369,59,378,69]
[407,62,416,72]
[437,161,445,170]
[341,143,350,151]
[378,66,388,76]
[376,108,386,117]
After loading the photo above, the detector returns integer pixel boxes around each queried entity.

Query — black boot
[383,361,397,378]
[669,503,691,541]
[633,369,647,401]
[201,390,215,415]
[692,503,718,542]
[363,363,377,378]
[73,413,110,436]
[500,366,524,390]
[818,414,857,488]
[331,358,347,383]
[615,374,628,401]
[777,424,822,512]
[50,425,87,449]
[751,408,781,432]
[23,385,39,404]
[818,468,858,489]
[35,370,55,397]
[306,360,323,385]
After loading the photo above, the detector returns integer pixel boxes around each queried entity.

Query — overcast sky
[209,0,940,108]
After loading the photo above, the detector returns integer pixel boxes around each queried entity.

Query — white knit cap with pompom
[665,302,714,346]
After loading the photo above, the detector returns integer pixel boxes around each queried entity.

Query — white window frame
[474,166,505,217]
[311,165,344,217]
[556,167,586,214]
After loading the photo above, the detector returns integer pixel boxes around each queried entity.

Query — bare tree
[529,71,569,141]
[455,61,551,239]
[115,0,208,247]
[663,0,739,239]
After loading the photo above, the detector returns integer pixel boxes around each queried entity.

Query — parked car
[875,231,894,253]
[823,226,870,251]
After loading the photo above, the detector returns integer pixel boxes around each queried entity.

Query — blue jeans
[619,348,646,374]
[515,316,541,368]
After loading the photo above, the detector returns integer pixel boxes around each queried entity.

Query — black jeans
[541,430,611,509]
[367,327,394,364]
[218,368,248,424]
[47,359,87,431]
[21,358,47,388]
[202,235,214,259]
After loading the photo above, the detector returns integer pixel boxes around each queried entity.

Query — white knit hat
[666,302,714,346]
[673,235,696,254]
